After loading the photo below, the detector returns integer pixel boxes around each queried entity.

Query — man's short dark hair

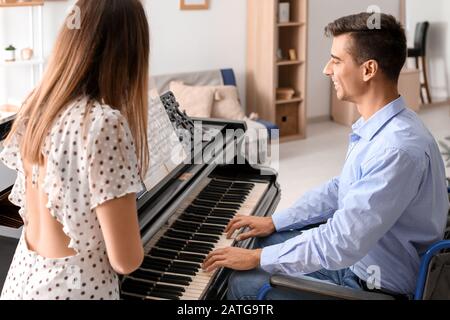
[325,12,407,82]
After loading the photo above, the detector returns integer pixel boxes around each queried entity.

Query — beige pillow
[169,81,215,118]
[211,86,246,121]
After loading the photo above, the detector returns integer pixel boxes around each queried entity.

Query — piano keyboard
[121,177,269,300]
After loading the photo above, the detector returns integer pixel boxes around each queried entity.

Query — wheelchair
[257,183,450,300]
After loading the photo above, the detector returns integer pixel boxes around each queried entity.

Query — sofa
[151,68,278,164]
[151,68,278,137]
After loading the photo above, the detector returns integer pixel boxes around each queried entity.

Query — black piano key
[173,220,203,229]
[200,223,225,231]
[232,182,255,188]
[162,272,193,282]
[211,208,237,215]
[179,214,206,223]
[130,269,163,282]
[147,290,181,300]
[216,203,241,210]
[186,205,212,214]
[144,256,171,266]
[153,283,185,294]
[178,252,206,263]
[153,246,207,262]
[204,186,229,193]
[155,241,184,251]
[131,269,190,287]
[222,195,247,202]
[125,278,184,298]
[161,236,214,249]
[121,279,155,296]
[159,237,188,246]
[165,230,192,240]
[149,248,178,260]
[135,264,193,285]
[167,266,197,276]
[172,260,201,270]
[191,234,220,243]
[140,262,168,273]
[197,193,223,201]
[176,219,224,231]
[171,224,198,233]
[149,290,183,300]
[180,213,231,226]
[183,245,211,255]
[197,228,224,236]
[165,231,218,247]
[204,217,231,225]
[186,208,235,219]
[209,180,233,187]
[192,199,215,207]
[121,293,146,300]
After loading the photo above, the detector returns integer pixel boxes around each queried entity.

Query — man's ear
[362,59,378,82]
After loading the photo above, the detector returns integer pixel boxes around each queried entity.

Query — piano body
[0,95,281,300]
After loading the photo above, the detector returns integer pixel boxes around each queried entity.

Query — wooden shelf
[0,58,44,67]
[276,97,303,105]
[247,0,308,141]
[0,1,43,7]
[277,60,304,66]
[277,21,305,27]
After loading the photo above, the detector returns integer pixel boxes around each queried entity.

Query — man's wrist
[253,248,263,266]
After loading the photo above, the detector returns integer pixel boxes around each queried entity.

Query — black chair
[408,21,432,104]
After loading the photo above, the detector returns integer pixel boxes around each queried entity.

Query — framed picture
[180,0,209,10]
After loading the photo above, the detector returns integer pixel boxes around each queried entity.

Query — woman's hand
[225,215,276,241]
[202,248,262,272]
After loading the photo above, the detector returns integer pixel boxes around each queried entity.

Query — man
[202,12,449,299]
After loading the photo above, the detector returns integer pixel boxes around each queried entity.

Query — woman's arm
[95,193,144,275]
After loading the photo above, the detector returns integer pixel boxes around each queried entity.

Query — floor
[275,104,450,212]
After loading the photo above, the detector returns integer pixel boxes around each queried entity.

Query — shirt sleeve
[88,109,143,210]
[261,147,424,275]
[271,176,340,231]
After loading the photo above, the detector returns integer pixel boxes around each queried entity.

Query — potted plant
[4,45,16,62]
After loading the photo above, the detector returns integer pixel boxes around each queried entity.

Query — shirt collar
[352,96,406,141]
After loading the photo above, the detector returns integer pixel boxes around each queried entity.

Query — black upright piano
[0,95,281,300]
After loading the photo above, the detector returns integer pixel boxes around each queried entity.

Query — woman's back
[0,97,143,300]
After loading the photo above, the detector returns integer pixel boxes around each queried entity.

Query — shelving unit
[247,0,308,142]
[0,0,44,111]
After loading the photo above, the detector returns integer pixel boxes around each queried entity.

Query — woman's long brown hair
[6,0,149,176]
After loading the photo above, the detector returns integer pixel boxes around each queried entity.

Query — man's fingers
[224,215,244,233]
[237,230,258,241]
[204,248,226,263]
[205,261,226,273]
[226,220,251,239]
[203,255,226,271]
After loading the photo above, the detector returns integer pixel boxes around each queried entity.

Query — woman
[0,0,149,300]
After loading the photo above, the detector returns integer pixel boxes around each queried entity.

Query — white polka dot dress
[0,96,143,300]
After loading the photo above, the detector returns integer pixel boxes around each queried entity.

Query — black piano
[0,93,281,300]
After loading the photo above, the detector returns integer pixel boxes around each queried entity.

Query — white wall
[146,0,247,103]
[307,0,401,119]
[1,0,405,119]
[0,0,75,105]
[406,0,450,102]
[0,0,247,106]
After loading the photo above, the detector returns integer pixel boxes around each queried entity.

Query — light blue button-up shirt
[261,97,449,295]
